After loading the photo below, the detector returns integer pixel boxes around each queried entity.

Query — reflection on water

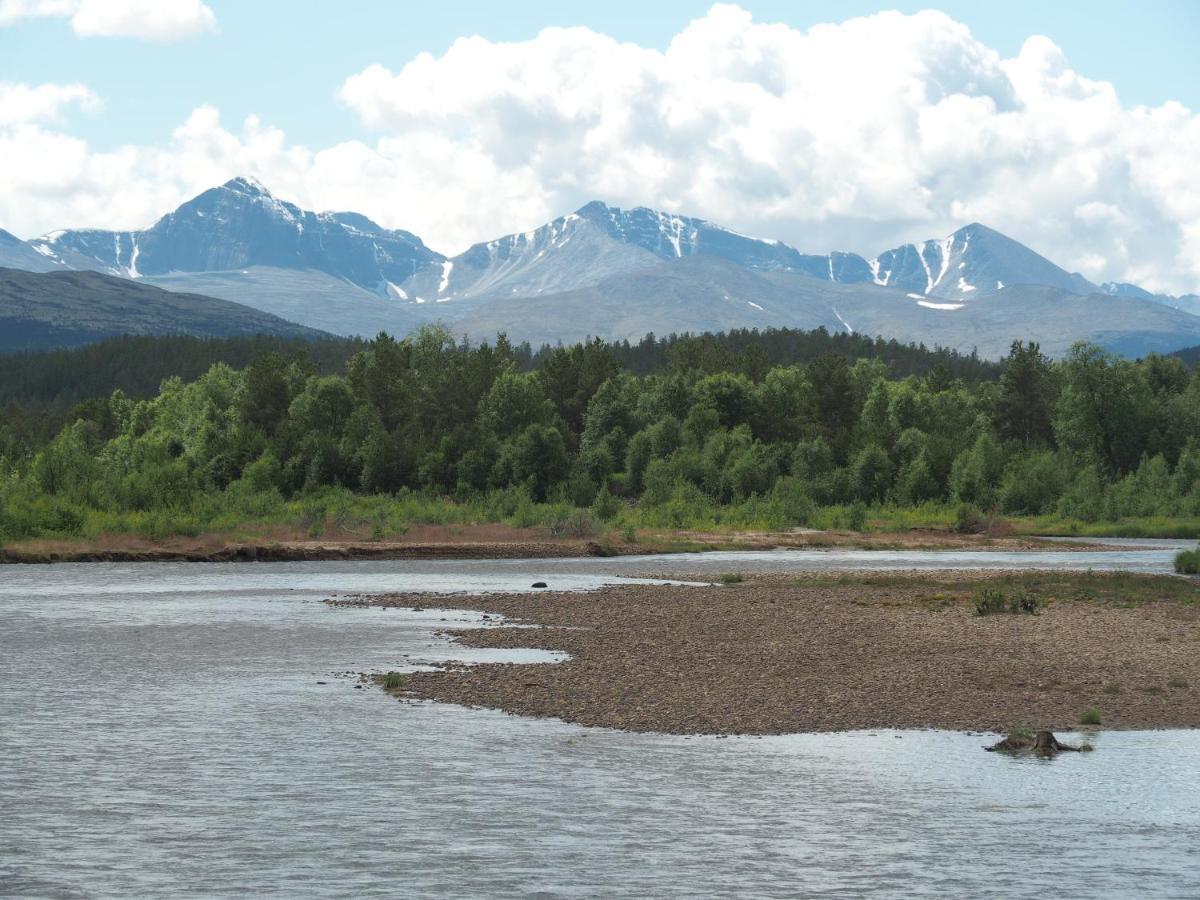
[2,553,1198,897]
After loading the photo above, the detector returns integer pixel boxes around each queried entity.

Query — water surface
[2,552,1197,897]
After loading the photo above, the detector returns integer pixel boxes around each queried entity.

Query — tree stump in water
[986,730,1082,756]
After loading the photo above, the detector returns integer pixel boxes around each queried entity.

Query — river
[2,546,1198,897]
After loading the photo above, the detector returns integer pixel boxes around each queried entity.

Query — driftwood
[986,730,1082,756]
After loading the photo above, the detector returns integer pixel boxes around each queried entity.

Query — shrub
[847,501,868,532]
[590,483,622,522]
[1009,588,1043,615]
[973,587,1009,616]
[973,585,1043,615]
[850,444,893,503]
[381,672,404,690]
[954,502,984,534]
[1080,706,1102,726]
[769,477,814,527]
[999,451,1069,515]
[719,572,744,584]
[1176,547,1200,575]
[549,508,596,538]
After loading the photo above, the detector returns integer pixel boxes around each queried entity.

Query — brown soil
[0,537,604,564]
[351,572,1200,735]
[0,525,1087,564]
[670,527,1054,551]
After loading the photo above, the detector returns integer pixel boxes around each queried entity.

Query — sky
[2,0,1199,293]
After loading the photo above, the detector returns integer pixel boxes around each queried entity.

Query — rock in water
[531,582,548,589]
[986,730,1082,756]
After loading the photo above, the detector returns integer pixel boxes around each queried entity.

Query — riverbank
[0,523,1117,564]
[353,571,1200,734]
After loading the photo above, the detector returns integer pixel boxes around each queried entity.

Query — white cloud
[332,5,1200,294]
[0,0,216,40]
[0,5,1197,294]
[0,81,99,125]
[0,0,74,26]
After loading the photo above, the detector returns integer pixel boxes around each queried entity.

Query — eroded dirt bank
[348,571,1200,734]
[0,526,1091,564]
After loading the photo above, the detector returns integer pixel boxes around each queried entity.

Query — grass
[973,587,1009,616]
[1012,514,1200,540]
[979,571,1199,607]
[5,480,1200,551]
[1176,547,1200,574]
[790,571,1200,609]
[718,572,745,585]
[1080,706,1103,726]
[380,672,404,690]
[972,585,1044,616]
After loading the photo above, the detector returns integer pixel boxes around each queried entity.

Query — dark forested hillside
[0,334,366,409]
[596,328,1001,380]
[1172,344,1200,368]
[1,325,998,411]
[0,267,325,353]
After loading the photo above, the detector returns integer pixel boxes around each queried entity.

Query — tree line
[1,326,1198,542]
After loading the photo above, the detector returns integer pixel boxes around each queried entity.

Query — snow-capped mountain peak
[8,179,1198,354]
[869,222,1097,301]
[26,176,443,292]
[223,174,273,196]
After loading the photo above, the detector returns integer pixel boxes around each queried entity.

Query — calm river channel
[3,546,1198,898]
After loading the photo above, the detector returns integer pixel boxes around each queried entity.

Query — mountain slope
[403,201,874,308]
[140,266,431,338]
[0,228,66,273]
[869,223,1097,300]
[6,178,1199,355]
[1103,281,1200,317]
[451,256,1200,358]
[0,267,326,353]
[25,178,443,334]
[31,177,444,289]
[399,203,1104,313]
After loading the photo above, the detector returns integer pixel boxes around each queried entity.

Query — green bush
[590,483,622,522]
[954,502,984,534]
[973,586,1043,615]
[1009,588,1043,615]
[1176,547,1200,575]
[847,501,868,532]
[548,508,596,538]
[381,672,404,690]
[1080,706,1102,726]
[999,451,1069,515]
[973,587,1009,616]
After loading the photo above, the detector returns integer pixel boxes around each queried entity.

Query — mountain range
[6,176,1200,358]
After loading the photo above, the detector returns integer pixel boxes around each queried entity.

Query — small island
[350,570,1200,735]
